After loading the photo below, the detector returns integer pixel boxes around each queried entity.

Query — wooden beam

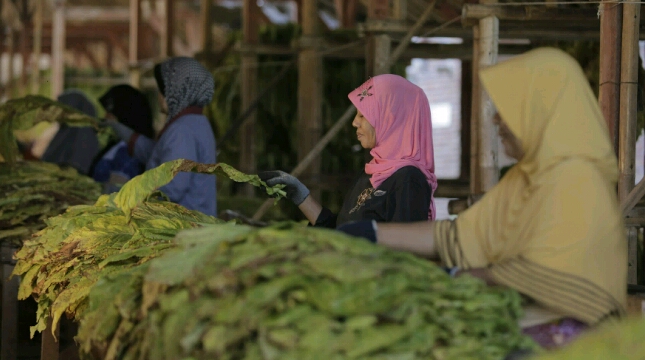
[367,0,389,20]
[51,0,66,98]
[393,0,407,21]
[462,4,600,25]
[234,42,532,59]
[297,0,324,200]
[64,6,130,23]
[40,318,60,360]
[599,0,623,151]
[31,0,43,94]
[240,0,259,196]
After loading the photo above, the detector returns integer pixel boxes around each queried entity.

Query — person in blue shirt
[93,84,155,193]
[106,57,217,216]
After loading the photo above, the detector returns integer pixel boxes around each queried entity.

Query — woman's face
[493,113,525,161]
[158,92,168,114]
[352,110,376,149]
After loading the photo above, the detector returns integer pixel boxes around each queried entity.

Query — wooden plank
[599,0,623,152]
[1,246,18,360]
[31,0,43,94]
[477,3,500,192]
[240,0,259,197]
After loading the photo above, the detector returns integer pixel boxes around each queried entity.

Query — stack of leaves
[534,317,645,360]
[0,161,101,247]
[77,223,537,360]
[12,159,285,339]
[0,95,115,165]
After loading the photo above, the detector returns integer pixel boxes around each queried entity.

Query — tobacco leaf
[114,159,286,220]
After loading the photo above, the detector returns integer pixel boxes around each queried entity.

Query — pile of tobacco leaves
[0,161,101,247]
[75,222,537,360]
[12,159,285,338]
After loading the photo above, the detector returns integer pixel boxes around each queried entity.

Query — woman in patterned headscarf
[106,57,217,216]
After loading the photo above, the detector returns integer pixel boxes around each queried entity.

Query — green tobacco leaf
[114,160,286,219]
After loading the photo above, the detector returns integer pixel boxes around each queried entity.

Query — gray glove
[103,120,134,142]
[259,170,310,205]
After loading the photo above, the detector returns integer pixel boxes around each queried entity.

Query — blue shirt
[93,141,143,184]
[132,114,217,216]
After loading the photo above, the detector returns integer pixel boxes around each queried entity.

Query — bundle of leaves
[12,159,286,339]
[535,317,645,360]
[0,161,101,247]
[0,95,115,165]
[77,222,537,360]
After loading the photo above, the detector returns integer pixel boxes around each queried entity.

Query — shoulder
[388,166,428,184]
[163,115,213,138]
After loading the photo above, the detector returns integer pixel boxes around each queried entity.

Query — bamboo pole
[599,0,623,151]
[7,29,15,99]
[129,0,142,88]
[470,25,481,194]
[619,0,641,285]
[51,0,66,98]
[252,1,439,221]
[31,0,43,94]
[201,0,212,53]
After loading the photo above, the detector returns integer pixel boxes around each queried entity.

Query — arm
[130,135,155,165]
[377,221,438,258]
[390,177,432,222]
[298,196,323,225]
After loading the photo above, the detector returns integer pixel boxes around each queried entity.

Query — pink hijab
[348,74,437,220]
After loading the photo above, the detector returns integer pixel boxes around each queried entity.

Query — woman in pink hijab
[260,74,437,227]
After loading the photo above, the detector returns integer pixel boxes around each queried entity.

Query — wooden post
[366,34,391,77]
[599,0,623,152]
[201,0,212,53]
[1,246,18,360]
[393,0,407,21]
[240,0,259,196]
[471,0,499,194]
[460,60,472,182]
[365,0,391,77]
[297,0,324,199]
[161,0,174,58]
[7,28,15,98]
[31,0,43,94]
[129,0,142,88]
[51,0,66,98]
[18,0,31,97]
[40,319,60,360]
[619,0,640,285]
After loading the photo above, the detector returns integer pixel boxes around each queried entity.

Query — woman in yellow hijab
[337,48,627,349]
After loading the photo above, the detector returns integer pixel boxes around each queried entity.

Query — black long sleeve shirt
[314,166,432,228]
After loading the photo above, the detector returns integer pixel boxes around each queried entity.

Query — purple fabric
[522,318,588,349]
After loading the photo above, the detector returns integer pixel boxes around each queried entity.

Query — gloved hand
[102,120,134,142]
[336,220,378,243]
[258,171,310,205]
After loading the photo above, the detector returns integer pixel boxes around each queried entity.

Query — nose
[352,118,359,128]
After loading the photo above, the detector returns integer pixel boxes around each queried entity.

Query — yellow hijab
[435,48,627,325]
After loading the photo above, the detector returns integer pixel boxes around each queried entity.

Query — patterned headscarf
[155,57,214,121]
